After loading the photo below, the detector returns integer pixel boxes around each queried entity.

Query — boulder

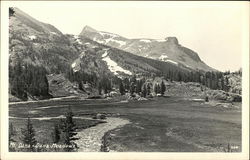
[93,113,106,120]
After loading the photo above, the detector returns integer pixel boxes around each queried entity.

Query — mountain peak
[81,25,97,33]
[165,37,179,45]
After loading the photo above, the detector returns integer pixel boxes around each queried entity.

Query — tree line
[65,65,240,97]
[10,58,240,101]
[9,61,50,100]
[161,70,238,93]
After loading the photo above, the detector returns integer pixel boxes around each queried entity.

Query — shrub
[205,96,209,102]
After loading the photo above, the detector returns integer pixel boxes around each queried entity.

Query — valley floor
[9,96,241,152]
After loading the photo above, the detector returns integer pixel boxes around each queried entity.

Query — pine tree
[154,84,158,94]
[160,81,166,95]
[61,107,79,152]
[119,81,125,95]
[9,123,16,151]
[10,62,50,100]
[78,81,83,91]
[97,81,102,95]
[205,96,209,102]
[67,68,74,82]
[9,7,15,17]
[51,123,60,143]
[142,84,147,97]
[221,77,225,90]
[147,84,151,96]
[136,80,142,94]
[123,78,130,91]
[224,76,230,92]
[129,82,135,94]
[9,123,16,142]
[21,117,37,152]
[130,75,136,84]
[177,71,182,82]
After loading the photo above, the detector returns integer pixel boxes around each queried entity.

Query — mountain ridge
[80,25,215,72]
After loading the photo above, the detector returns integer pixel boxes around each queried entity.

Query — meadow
[9,96,241,152]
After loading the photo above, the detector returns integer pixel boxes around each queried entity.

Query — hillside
[9,8,195,101]
[8,8,240,102]
[9,8,80,73]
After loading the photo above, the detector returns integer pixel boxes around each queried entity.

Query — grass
[9,117,105,152]
[9,96,241,152]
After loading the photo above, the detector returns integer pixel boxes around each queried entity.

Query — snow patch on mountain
[28,35,36,40]
[155,39,166,42]
[71,62,76,68]
[93,37,104,44]
[76,39,82,44]
[140,39,151,43]
[102,56,132,76]
[73,35,79,39]
[74,35,82,44]
[71,62,80,72]
[159,55,168,60]
[102,50,109,58]
[91,45,98,48]
[80,51,86,58]
[106,39,126,47]
[99,31,119,38]
[94,37,126,47]
[157,55,178,65]
[50,32,57,35]
[166,59,178,65]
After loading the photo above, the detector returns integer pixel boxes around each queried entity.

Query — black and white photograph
[0,1,249,160]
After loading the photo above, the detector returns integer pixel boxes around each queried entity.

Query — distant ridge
[80,25,215,72]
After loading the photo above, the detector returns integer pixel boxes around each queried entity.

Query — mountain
[9,7,81,100]
[9,7,79,73]
[80,26,215,72]
[66,34,199,81]
[9,8,185,100]
[9,8,223,101]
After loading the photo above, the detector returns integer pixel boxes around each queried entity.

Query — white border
[1,1,249,160]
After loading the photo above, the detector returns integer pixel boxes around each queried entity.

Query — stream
[75,117,130,152]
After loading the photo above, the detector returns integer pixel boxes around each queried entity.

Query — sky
[8,1,248,72]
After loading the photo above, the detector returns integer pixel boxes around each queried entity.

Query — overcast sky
[9,1,248,72]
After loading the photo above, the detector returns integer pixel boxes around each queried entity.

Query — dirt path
[34,100,128,110]
[9,115,95,121]
[75,117,130,152]
[9,96,78,105]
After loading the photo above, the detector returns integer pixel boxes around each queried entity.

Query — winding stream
[75,117,130,152]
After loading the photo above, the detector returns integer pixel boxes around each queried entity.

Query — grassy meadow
[9,96,241,152]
